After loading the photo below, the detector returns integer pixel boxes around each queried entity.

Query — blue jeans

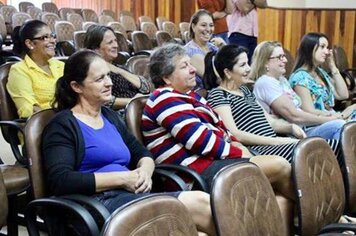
[305,119,345,140]
[228,32,257,63]
[214,32,229,44]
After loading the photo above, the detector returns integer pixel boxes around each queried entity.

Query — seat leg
[7,197,18,236]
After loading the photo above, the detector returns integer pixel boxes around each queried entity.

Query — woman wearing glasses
[251,41,345,140]
[7,20,64,118]
[290,32,356,120]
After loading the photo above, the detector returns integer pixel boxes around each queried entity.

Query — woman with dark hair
[142,43,296,233]
[84,24,151,110]
[184,9,225,89]
[204,44,305,163]
[290,32,356,120]
[7,20,64,118]
[44,50,216,236]
[251,41,345,140]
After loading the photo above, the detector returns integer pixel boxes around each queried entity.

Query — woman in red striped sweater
[142,43,296,233]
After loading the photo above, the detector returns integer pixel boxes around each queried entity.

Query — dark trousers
[228,32,257,63]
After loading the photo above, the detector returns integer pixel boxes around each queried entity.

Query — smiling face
[313,37,329,66]
[192,14,214,44]
[96,30,118,63]
[225,52,251,87]
[163,55,197,93]
[72,57,113,105]
[26,25,56,60]
[265,46,288,78]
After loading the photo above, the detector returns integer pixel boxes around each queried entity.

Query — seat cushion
[0,164,29,195]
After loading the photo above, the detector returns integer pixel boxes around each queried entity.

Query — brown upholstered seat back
[0,171,8,228]
[19,1,34,13]
[155,30,173,46]
[125,55,150,77]
[131,31,153,53]
[340,121,356,213]
[101,195,198,236]
[125,95,149,144]
[42,2,59,15]
[24,109,55,199]
[0,62,20,143]
[293,137,345,236]
[211,162,286,236]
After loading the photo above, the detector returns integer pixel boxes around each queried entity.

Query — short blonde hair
[249,41,282,80]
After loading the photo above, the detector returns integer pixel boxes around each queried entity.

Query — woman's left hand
[134,167,153,194]
[326,49,337,71]
[210,37,226,48]
[291,124,307,139]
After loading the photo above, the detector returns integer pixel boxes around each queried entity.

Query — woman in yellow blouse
[7,20,64,118]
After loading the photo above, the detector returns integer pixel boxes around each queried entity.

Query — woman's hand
[326,49,338,71]
[231,141,252,157]
[291,124,307,139]
[210,37,226,48]
[133,167,153,194]
[121,171,140,193]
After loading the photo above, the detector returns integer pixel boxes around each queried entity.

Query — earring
[30,46,34,50]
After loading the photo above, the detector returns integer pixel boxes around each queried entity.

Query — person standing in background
[197,0,233,43]
[227,0,258,63]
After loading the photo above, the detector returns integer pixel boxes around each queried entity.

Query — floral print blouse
[289,67,335,112]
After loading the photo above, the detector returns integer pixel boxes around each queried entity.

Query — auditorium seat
[82,8,98,23]
[41,2,59,16]
[101,195,199,236]
[26,6,42,20]
[0,5,17,35]
[67,13,83,31]
[138,15,154,29]
[98,15,114,25]
[340,122,356,216]
[131,31,153,55]
[155,30,173,46]
[211,162,287,236]
[156,16,168,30]
[58,7,75,20]
[18,1,34,13]
[293,137,356,235]
[41,12,60,32]
[101,9,116,20]
[11,12,31,29]
[140,21,158,46]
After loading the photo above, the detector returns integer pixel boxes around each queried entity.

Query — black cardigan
[42,107,153,196]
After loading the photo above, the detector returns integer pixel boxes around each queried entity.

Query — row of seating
[1,92,356,235]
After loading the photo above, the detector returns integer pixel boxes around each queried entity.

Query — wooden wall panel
[258,8,356,66]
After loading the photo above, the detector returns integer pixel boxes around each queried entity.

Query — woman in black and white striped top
[203,44,340,163]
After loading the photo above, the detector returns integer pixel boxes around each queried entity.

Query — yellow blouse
[7,55,64,118]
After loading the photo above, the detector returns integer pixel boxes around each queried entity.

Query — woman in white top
[251,41,345,140]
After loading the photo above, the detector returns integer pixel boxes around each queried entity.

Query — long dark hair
[18,20,48,54]
[203,44,248,90]
[293,32,329,72]
[53,50,101,111]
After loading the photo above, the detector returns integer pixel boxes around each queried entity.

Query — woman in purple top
[42,50,216,235]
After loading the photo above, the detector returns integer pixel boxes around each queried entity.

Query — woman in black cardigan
[42,50,216,235]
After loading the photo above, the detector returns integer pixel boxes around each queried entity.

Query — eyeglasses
[31,33,57,41]
[269,54,286,61]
